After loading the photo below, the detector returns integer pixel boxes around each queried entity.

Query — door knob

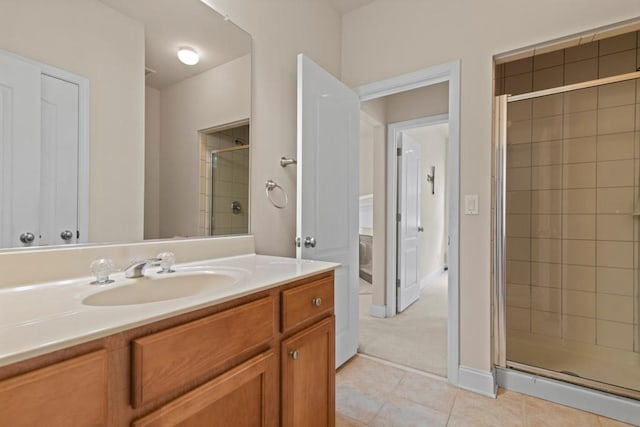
[19,232,35,244]
[304,236,316,248]
[60,230,74,241]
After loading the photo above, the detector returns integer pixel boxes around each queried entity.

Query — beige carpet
[358,272,448,377]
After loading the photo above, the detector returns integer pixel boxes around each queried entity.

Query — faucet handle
[90,258,115,285]
[157,252,175,274]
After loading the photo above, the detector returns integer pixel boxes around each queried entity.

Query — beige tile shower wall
[505,78,640,353]
[199,126,250,236]
[497,32,640,96]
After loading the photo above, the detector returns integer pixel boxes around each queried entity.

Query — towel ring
[265,179,288,209]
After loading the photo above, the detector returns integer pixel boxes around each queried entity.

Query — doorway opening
[356,81,453,378]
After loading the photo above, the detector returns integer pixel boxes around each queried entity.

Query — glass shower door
[500,75,640,397]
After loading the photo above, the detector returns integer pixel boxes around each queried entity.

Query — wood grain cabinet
[282,317,335,427]
[0,271,335,426]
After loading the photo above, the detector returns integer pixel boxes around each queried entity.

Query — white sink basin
[82,269,244,306]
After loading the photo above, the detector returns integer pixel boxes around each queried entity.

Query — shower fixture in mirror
[0,0,251,250]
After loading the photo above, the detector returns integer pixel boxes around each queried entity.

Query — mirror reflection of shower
[198,122,249,236]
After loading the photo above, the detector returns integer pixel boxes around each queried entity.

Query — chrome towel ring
[265,179,288,209]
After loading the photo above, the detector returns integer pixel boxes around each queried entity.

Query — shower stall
[494,71,640,399]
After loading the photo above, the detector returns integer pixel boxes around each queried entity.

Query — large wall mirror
[0,0,251,250]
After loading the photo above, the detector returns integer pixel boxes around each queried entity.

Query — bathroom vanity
[0,254,338,426]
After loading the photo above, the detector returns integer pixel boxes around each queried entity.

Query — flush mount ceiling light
[177,47,199,65]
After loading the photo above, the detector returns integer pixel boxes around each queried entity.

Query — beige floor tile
[336,413,367,427]
[369,396,449,427]
[450,389,525,427]
[338,354,406,393]
[524,396,600,427]
[336,384,386,424]
[392,371,458,414]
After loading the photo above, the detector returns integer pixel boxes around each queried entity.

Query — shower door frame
[492,70,640,401]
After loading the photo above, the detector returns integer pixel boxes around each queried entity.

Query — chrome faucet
[124,258,161,278]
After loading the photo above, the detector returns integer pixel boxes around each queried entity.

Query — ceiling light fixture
[177,47,199,65]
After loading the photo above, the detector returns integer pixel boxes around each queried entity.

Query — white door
[0,53,41,248]
[40,74,80,245]
[397,132,422,312]
[296,54,360,367]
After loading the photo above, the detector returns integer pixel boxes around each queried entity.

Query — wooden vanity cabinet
[0,271,335,426]
[281,317,335,427]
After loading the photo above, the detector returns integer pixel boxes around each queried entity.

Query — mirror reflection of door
[0,51,82,248]
[197,123,250,236]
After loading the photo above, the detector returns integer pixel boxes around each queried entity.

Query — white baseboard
[369,304,387,318]
[497,368,640,425]
[419,265,446,290]
[458,366,497,398]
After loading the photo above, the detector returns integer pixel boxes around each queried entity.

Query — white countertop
[0,254,339,368]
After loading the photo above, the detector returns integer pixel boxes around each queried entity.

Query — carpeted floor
[358,272,448,377]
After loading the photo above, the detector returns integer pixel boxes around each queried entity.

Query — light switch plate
[464,195,479,215]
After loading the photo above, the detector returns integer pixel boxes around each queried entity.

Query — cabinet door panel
[0,350,107,427]
[133,351,276,427]
[282,316,335,427]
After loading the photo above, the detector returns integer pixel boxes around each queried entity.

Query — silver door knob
[304,236,316,248]
[290,350,299,360]
[19,232,35,244]
[60,230,74,241]
[418,226,424,232]
[312,297,322,307]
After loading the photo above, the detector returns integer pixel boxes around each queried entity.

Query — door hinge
[396,213,401,222]
[397,147,402,156]
[76,230,80,239]
[396,279,401,287]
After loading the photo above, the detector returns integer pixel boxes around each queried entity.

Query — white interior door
[397,132,422,312]
[297,54,360,368]
[40,74,80,246]
[0,53,41,248]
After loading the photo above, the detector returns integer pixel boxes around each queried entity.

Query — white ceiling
[327,0,375,15]
[100,0,251,89]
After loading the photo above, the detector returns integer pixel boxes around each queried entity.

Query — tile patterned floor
[336,355,633,427]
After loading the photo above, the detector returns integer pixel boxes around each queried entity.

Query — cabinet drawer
[282,276,333,331]
[132,296,274,407]
[0,350,107,427]
[133,351,276,427]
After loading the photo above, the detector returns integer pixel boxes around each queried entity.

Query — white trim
[497,368,640,425]
[0,49,90,243]
[459,366,497,398]
[353,60,461,386]
[368,304,386,318]
[419,266,445,291]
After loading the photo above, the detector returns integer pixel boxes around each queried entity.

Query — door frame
[0,49,90,243]
[354,60,461,385]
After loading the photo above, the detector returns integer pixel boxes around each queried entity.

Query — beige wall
[202,0,342,257]
[158,54,251,238]
[0,0,145,243]
[342,0,640,372]
[144,87,161,239]
[360,120,374,196]
[386,82,449,123]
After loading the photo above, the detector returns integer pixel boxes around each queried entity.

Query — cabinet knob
[19,232,35,244]
[312,297,322,307]
[290,350,299,360]
[60,230,74,241]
